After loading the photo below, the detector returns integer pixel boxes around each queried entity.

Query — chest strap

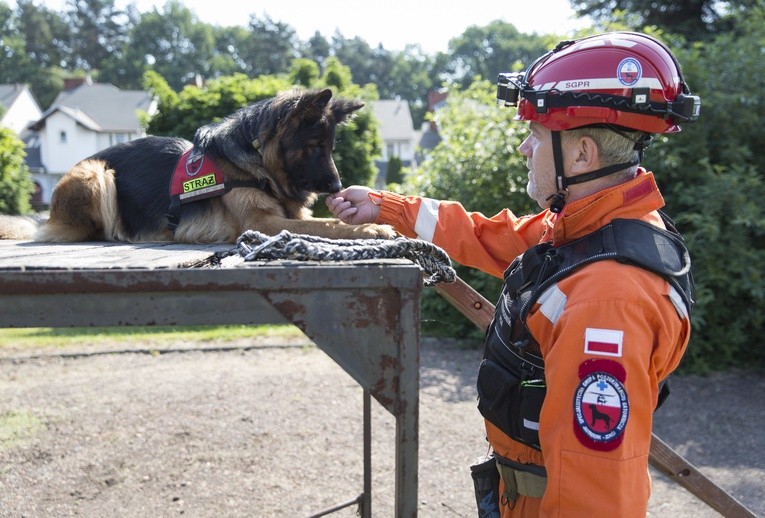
[167,148,270,232]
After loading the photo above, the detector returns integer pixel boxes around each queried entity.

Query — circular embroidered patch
[617,57,642,86]
[573,371,629,451]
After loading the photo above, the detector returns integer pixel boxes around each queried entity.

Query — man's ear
[568,135,600,176]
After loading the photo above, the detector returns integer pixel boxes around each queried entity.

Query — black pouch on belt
[470,453,501,517]
[476,353,546,450]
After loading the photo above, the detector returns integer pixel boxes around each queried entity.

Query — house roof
[1,84,43,138]
[31,83,154,132]
[418,126,442,151]
[370,99,414,141]
[0,84,27,110]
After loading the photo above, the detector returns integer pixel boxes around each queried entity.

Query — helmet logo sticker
[617,57,642,86]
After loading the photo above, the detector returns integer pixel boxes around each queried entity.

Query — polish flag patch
[584,328,623,357]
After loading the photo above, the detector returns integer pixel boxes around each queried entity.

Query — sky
[13,0,592,54]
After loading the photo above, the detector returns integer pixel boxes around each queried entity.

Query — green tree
[144,71,291,139]
[379,45,442,128]
[326,35,441,127]
[571,0,759,40]
[242,14,298,77]
[289,58,320,88]
[330,33,376,85]
[403,79,536,337]
[445,20,552,87]
[1,1,68,107]
[0,127,34,215]
[15,0,71,69]
[209,24,250,77]
[115,1,216,91]
[303,31,331,70]
[65,0,128,71]
[640,14,765,371]
[386,155,404,186]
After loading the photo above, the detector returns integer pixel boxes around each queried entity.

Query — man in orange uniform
[328,32,698,516]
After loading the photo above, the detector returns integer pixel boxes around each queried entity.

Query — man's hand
[326,186,382,225]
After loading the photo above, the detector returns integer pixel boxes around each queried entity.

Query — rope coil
[229,230,456,286]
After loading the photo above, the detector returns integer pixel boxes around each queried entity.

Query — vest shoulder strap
[522,214,694,321]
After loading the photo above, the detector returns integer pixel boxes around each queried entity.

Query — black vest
[477,215,693,451]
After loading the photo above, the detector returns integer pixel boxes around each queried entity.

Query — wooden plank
[650,435,756,518]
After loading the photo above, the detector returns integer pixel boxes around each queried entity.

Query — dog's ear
[330,97,365,124]
[293,88,333,125]
[194,125,214,148]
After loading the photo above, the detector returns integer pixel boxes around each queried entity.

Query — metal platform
[0,240,423,517]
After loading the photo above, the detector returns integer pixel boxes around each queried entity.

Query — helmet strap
[547,191,568,214]
[564,158,640,186]
[549,131,568,214]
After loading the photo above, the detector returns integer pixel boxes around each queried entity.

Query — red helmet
[497,32,700,133]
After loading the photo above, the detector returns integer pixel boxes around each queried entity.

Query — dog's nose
[326,179,342,194]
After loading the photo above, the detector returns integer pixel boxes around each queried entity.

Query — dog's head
[266,88,363,197]
[195,88,364,203]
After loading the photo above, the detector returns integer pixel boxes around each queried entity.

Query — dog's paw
[355,223,398,239]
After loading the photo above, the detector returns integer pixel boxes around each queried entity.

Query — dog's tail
[0,214,44,240]
[35,159,123,242]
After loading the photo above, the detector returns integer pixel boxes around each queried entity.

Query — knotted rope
[226,230,456,286]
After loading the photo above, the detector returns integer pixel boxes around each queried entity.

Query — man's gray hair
[563,126,642,179]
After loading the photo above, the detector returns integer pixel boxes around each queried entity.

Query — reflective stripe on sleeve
[668,285,688,319]
[414,197,440,242]
[538,283,567,325]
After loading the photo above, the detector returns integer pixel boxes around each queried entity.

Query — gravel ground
[0,336,762,517]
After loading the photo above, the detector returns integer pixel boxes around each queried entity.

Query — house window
[59,131,67,143]
[387,143,396,159]
[110,133,129,145]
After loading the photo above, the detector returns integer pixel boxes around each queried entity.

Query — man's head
[521,123,647,209]
[498,32,700,211]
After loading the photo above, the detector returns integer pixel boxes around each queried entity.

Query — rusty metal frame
[0,259,422,517]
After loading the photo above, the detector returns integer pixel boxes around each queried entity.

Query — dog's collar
[167,147,270,232]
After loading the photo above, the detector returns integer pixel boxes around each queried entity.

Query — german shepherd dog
[0,88,395,243]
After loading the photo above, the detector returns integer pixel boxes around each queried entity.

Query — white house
[370,99,417,188]
[29,78,156,204]
[0,84,43,137]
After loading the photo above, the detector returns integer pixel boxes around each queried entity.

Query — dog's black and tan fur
[0,88,394,243]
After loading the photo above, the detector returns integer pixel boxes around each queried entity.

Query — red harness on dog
[167,147,268,232]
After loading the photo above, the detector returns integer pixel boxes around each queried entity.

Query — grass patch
[0,410,42,450]
[0,324,305,350]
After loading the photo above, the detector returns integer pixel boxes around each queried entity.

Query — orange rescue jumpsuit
[374,170,691,517]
